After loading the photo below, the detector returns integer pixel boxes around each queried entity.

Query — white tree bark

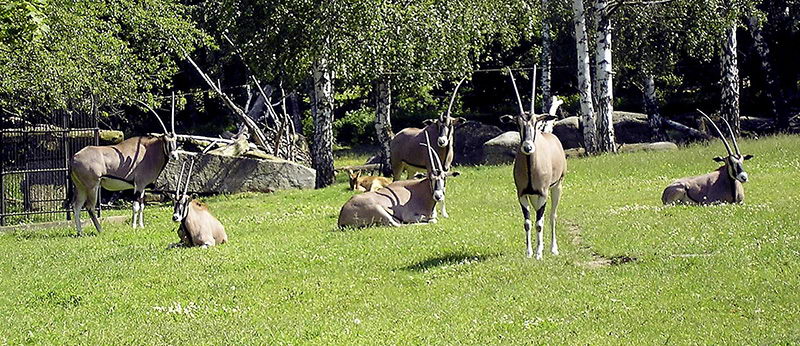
[593,0,616,152]
[540,0,553,114]
[746,14,786,128]
[720,23,740,136]
[643,74,668,141]
[311,57,335,188]
[374,78,393,176]
[572,0,598,153]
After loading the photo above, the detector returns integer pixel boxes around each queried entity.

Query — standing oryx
[662,110,753,205]
[69,97,178,235]
[170,160,227,248]
[338,133,460,228]
[501,68,566,259]
[389,77,466,218]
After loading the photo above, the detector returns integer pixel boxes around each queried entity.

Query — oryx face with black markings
[500,112,556,155]
[714,154,753,183]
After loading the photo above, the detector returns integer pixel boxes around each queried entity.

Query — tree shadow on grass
[400,252,500,272]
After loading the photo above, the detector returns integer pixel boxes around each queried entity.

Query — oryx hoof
[427,218,438,224]
[535,252,543,260]
[551,247,560,256]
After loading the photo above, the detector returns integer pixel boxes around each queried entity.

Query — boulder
[482,131,519,165]
[453,121,504,165]
[552,116,581,149]
[155,151,315,195]
[614,117,653,144]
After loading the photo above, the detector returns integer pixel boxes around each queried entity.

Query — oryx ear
[539,115,557,122]
[713,156,725,163]
[500,115,515,124]
[422,119,435,126]
[190,193,198,200]
[413,172,426,179]
[743,154,753,160]
[447,171,461,177]
[452,117,466,125]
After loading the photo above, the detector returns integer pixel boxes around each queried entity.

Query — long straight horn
[697,109,733,156]
[720,116,741,156]
[446,77,467,118]
[183,160,195,196]
[507,67,525,115]
[170,92,176,135]
[424,132,436,171]
[530,65,537,115]
[176,161,187,195]
[134,100,169,134]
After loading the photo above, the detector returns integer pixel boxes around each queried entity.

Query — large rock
[617,141,678,153]
[155,151,315,195]
[552,116,581,149]
[482,131,519,165]
[453,121,503,165]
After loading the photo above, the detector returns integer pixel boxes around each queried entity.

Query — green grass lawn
[1,135,799,344]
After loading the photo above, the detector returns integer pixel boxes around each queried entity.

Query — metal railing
[0,111,99,226]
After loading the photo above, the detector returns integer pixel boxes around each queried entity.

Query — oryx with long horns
[662,110,753,205]
[170,160,227,248]
[500,67,566,259]
[68,95,179,235]
[339,133,460,228]
[390,77,467,219]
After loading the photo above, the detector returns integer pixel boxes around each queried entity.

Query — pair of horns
[507,66,537,116]
[134,92,177,135]
[175,160,195,197]
[422,132,444,172]
[697,109,741,156]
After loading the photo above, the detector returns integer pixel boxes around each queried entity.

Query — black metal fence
[0,111,99,226]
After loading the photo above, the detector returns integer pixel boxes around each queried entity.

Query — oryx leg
[440,199,448,218]
[391,162,405,181]
[136,189,145,228]
[549,183,562,255]
[131,187,145,228]
[519,195,533,258]
[85,185,102,233]
[534,198,547,260]
[72,186,88,236]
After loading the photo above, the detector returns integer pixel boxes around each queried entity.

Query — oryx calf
[170,161,227,248]
[69,99,178,235]
[501,68,566,259]
[348,170,393,192]
[339,133,460,228]
[662,111,753,205]
[390,77,466,218]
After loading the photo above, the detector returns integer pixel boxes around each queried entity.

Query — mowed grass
[1,135,799,344]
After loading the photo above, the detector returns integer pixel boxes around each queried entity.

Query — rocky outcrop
[481,131,520,165]
[617,142,678,153]
[552,117,581,149]
[155,151,315,195]
[453,121,504,165]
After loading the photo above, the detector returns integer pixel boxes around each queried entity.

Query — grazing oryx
[662,111,753,205]
[500,68,566,259]
[348,169,392,192]
[170,161,227,248]
[338,133,460,228]
[390,77,466,218]
[69,97,178,235]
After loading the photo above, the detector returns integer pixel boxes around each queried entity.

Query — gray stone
[482,131,520,165]
[552,116,581,149]
[155,151,315,195]
[453,121,504,165]
[614,117,653,144]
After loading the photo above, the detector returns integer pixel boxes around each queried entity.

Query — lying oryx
[348,169,392,192]
[170,160,227,248]
[389,77,466,218]
[501,68,566,259]
[339,133,460,228]
[662,111,753,205]
[69,98,178,235]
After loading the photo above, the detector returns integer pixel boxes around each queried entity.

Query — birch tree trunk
[720,23,740,136]
[540,0,553,114]
[643,74,668,141]
[746,14,787,129]
[374,78,393,177]
[572,0,598,153]
[311,57,335,188]
[593,0,616,153]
